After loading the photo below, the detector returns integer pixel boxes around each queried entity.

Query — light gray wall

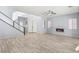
[0,19,23,37]
[47,13,79,37]
[37,17,45,33]
[77,13,79,36]
[0,6,15,18]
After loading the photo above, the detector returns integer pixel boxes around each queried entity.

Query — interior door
[32,19,37,32]
[28,19,37,32]
[28,19,33,32]
[28,16,44,33]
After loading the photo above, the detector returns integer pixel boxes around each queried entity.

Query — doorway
[17,16,28,33]
[28,19,37,32]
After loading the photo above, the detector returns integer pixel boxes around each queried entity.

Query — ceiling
[12,6,79,17]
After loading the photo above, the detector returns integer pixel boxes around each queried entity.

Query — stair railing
[0,11,25,35]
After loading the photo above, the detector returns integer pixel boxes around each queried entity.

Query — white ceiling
[12,6,79,16]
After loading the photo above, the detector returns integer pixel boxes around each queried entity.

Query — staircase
[0,11,25,35]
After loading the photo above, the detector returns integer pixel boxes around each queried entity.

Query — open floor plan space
[0,33,79,53]
[0,6,79,53]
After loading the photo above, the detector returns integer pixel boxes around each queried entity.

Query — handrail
[0,18,24,33]
[0,11,25,35]
[0,11,24,28]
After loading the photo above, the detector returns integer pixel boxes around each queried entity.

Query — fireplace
[56,28,64,32]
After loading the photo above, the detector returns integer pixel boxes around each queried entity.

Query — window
[68,18,77,29]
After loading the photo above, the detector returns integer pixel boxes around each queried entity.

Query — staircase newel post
[13,21,14,27]
[24,27,25,35]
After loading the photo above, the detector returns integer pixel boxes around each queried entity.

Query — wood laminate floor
[0,33,79,53]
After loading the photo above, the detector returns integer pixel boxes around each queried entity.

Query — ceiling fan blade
[51,11,56,14]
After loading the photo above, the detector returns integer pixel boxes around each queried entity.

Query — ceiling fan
[42,9,56,16]
[68,6,73,8]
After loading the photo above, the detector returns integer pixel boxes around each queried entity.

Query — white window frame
[68,18,77,29]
